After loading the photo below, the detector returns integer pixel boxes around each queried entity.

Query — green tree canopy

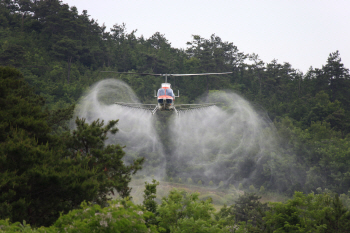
[0,67,144,226]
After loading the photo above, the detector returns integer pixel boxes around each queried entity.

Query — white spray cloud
[73,79,166,177]
[169,91,278,186]
[73,80,292,189]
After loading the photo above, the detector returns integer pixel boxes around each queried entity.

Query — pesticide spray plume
[73,79,166,178]
[169,91,279,187]
[73,79,301,192]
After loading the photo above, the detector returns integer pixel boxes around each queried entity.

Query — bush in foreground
[0,200,157,232]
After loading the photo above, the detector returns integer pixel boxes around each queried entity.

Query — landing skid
[174,107,179,116]
[152,106,159,115]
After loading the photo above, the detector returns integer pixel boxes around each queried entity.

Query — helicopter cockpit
[157,88,175,97]
[157,83,175,104]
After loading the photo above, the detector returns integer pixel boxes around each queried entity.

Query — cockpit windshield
[166,89,174,97]
[157,89,165,96]
[157,88,174,97]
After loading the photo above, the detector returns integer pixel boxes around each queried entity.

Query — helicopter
[100,71,232,115]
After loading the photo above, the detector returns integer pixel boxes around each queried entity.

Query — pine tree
[0,67,144,226]
[233,193,269,227]
[142,179,159,227]
[249,185,256,192]
[63,117,144,200]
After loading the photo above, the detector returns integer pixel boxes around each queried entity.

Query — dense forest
[1,0,350,231]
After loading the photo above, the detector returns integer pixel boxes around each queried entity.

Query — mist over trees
[1,0,350,230]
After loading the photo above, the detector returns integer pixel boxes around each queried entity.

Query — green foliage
[142,179,159,227]
[0,67,144,226]
[339,192,350,209]
[0,200,158,232]
[143,179,159,214]
[0,67,50,143]
[2,190,350,232]
[52,200,158,233]
[219,181,224,188]
[187,178,193,184]
[215,205,238,232]
[233,193,269,226]
[264,192,350,232]
[209,181,214,186]
[275,115,350,194]
[0,67,85,226]
[0,219,54,232]
[0,116,144,226]
[0,129,89,226]
[229,184,236,191]
[157,189,223,232]
[47,104,75,133]
[216,192,269,232]
[64,117,144,199]
[1,0,350,219]
[0,200,157,232]
[259,186,265,194]
[198,180,202,185]
[249,185,256,192]
[238,183,243,190]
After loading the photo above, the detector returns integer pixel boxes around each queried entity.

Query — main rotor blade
[100,71,232,76]
[100,71,163,76]
[169,72,232,76]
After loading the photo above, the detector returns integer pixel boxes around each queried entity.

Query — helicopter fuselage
[157,83,176,111]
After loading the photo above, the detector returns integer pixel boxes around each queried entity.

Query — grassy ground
[122,178,289,211]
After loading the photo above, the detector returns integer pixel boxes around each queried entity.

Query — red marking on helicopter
[158,95,174,99]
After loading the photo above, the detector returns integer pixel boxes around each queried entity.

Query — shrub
[238,183,243,190]
[187,178,193,184]
[157,189,221,232]
[198,180,202,185]
[316,187,322,194]
[264,192,350,232]
[249,185,256,192]
[209,181,214,186]
[53,200,157,232]
[0,200,158,232]
[259,186,265,193]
